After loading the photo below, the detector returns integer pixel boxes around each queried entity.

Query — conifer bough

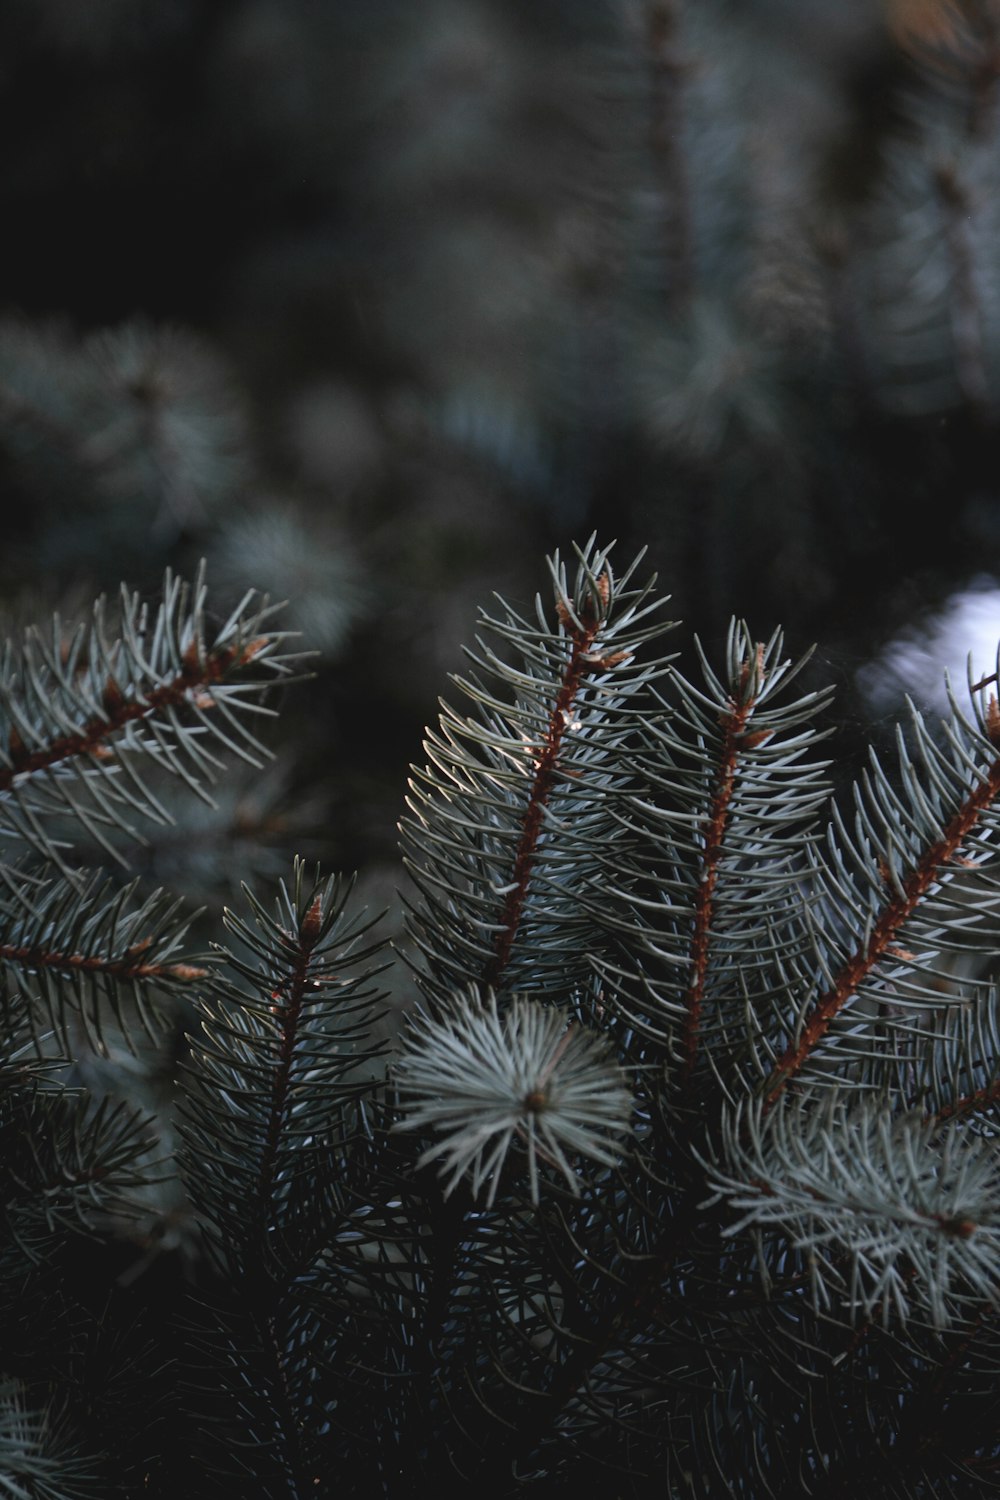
[3,543,1000,1496]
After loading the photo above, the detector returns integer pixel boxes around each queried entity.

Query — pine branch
[389,540,676,1474]
[0,1378,101,1500]
[936,1077,1000,1121]
[0,566,302,872]
[1,1090,161,1266]
[179,862,386,1276]
[0,872,205,1052]
[393,545,1000,1484]
[0,634,259,791]
[176,866,389,1486]
[8,535,1000,1492]
[764,700,1000,1106]
[394,991,633,1205]
[708,1095,1000,1328]
[595,621,830,1090]
[255,892,326,1229]
[0,985,52,1093]
[679,641,762,1087]
[481,573,609,990]
[402,536,673,1013]
[906,987,1000,1125]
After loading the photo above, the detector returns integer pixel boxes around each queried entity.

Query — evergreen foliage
[8,2,1000,1495]
[3,540,1000,1496]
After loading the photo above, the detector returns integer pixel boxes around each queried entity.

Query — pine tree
[3,538,1000,1496]
[8,4,1000,1495]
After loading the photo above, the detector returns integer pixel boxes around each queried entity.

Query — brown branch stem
[0,637,267,791]
[0,939,205,984]
[765,753,1000,1108]
[680,690,756,1087]
[933,1078,1000,1125]
[481,592,606,991]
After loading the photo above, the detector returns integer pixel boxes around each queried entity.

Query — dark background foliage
[2,0,999,912]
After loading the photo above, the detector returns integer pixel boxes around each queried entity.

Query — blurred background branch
[4,0,1000,889]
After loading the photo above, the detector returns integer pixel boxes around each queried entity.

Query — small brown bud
[739,728,774,751]
[167,963,209,983]
[578,572,612,627]
[739,643,766,696]
[581,649,632,670]
[301,895,324,945]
